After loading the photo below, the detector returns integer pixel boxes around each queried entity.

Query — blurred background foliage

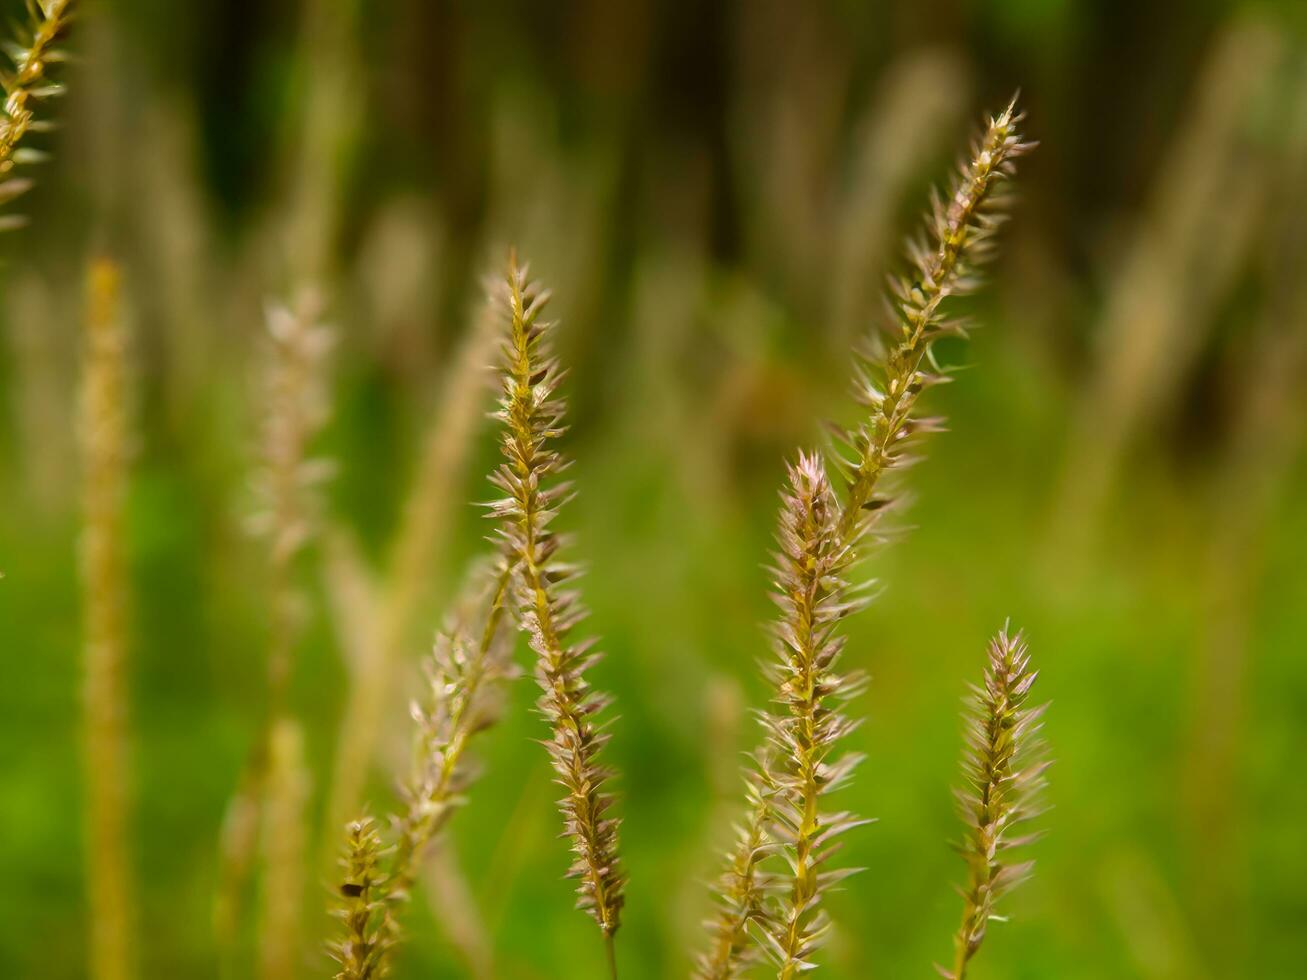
[2,0,1306,977]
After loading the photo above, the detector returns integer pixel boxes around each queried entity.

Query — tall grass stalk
[217,293,333,970]
[79,256,135,980]
[488,254,626,961]
[697,99,1031,979]
[259,718,310,980]
[760,454,868,978]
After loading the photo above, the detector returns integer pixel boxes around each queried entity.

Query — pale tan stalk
[259,719,310,980]
[1047,21,1283,559]
[834,96,1031,549]
[218,294,333,965]
[388,557,516,899]
[80,256,135,980]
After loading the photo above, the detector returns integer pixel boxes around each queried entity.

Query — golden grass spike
[80,255,135,980]
[758,454,869,978]
[488,252,626,964]
[834,97,1033,550]
[329,818,395,980]
[942,626,1048,980]
[0,0,75,219]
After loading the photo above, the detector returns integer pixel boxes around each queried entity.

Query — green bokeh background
[1,0,1305,977]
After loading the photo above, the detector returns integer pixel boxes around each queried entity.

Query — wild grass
[328,558,517,976]
[487,255,626,969]
[697,98,1033,980]
[24,8,1062,971]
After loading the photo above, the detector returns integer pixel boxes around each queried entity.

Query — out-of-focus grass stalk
[325,301,499,849]
[1183,63,1307,972]
[218,296,333,975]
[278,0,365,289]
[1047,19,1284,561]
[830,49,968,346]
[5,271,72,513]
[259,718,310,980]
[80,256,135,980]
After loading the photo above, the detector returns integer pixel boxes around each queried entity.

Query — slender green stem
[605,933,619,980]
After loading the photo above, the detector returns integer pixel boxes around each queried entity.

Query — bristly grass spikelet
[388,554,519,904]
[757,453,870,978]
[487,252,626,968]
[326,557,517,976]
[833,96,1034,552]
[694,758,779,980]
[0,0,76,228]
[330,817,395,980]
[697,99,1032,979]
[941,626,1049,980]
[80,255,135,980]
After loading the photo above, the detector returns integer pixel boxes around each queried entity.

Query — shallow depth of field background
[2,0,1306,977]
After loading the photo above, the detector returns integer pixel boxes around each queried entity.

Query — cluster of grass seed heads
[487,255,626,950]
[699,99,1032,980]
[329,559,518,976]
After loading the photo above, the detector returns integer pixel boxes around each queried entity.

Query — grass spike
[488,251,626,954]
[834,96,1033,551]
[942,626,1049,980]
[330,818,395,980]
[0,0,74,218]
